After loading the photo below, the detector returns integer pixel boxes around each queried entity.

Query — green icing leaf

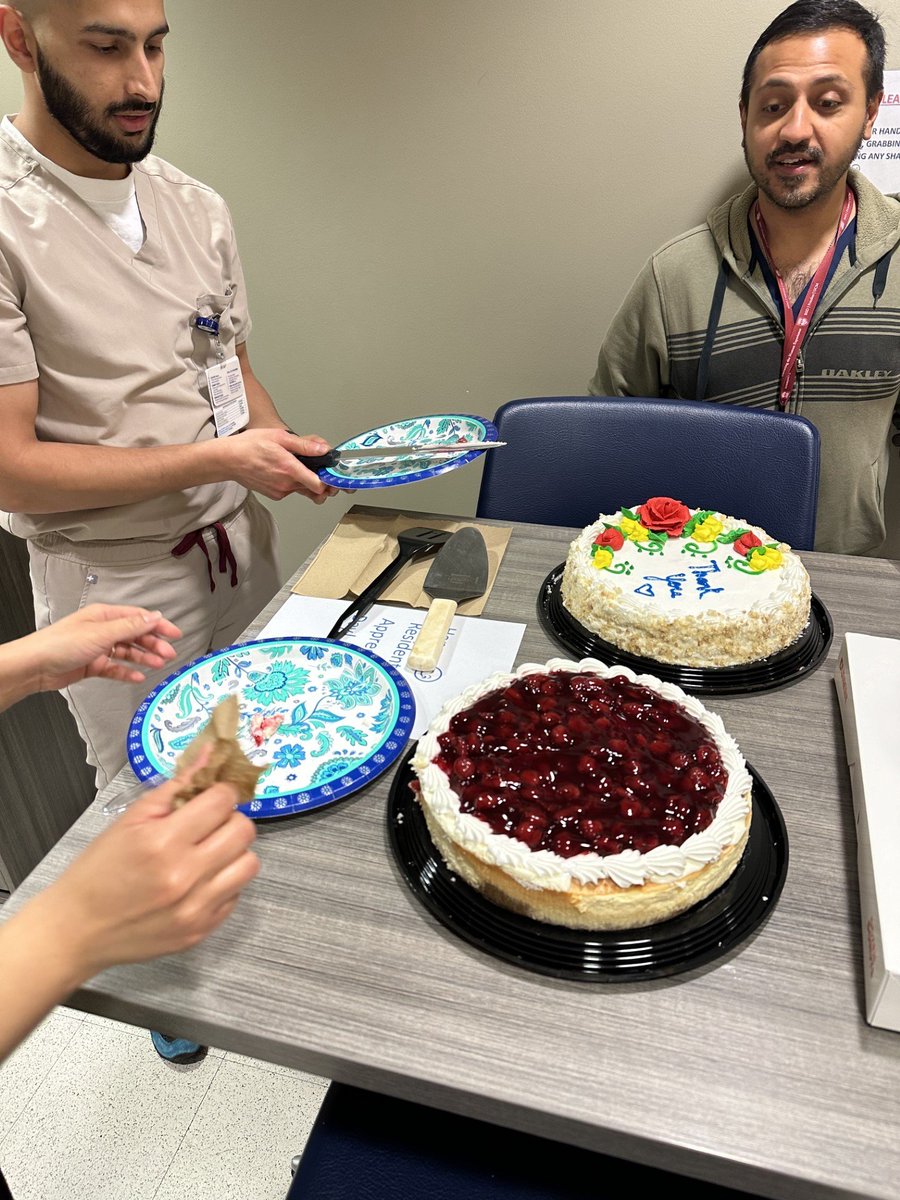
[620,507,638,522]
[717,528,750,545]
[683,511,713,538]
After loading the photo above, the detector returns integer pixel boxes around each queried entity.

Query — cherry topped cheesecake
[410,657,753,930]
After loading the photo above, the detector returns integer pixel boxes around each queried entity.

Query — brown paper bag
[170,695,264,807]
[292,506,512,615]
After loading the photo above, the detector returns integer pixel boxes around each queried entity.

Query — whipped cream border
[411,657,753,893]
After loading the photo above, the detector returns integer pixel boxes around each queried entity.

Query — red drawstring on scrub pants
[171,521,238,592]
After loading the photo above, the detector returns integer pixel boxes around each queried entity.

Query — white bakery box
[834,632,900,1033]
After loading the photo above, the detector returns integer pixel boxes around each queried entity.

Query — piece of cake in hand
[171,694,265,808]
[411,658,753,930]
[560,496,811,667]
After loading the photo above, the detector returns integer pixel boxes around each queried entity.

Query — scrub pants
[26,494,281,791]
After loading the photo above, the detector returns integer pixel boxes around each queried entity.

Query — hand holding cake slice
[171,694,265,808]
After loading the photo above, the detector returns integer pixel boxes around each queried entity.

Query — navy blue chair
[287,1081,761,1198]
[476,396,820,549]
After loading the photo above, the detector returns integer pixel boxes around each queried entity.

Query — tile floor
[0,1006,328,1200]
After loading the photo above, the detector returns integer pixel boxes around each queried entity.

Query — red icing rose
[594,527,625,551]
[637,496,691,536]
[733,531,762,557]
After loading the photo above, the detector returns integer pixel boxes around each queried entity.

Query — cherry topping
[514,817,547,848]
[435,671,727,858]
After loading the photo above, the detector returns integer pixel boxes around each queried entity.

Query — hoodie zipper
[794,350,804,411]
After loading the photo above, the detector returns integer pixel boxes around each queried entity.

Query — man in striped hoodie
[591,0,900,555]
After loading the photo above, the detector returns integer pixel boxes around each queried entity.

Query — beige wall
[2,0,899,571]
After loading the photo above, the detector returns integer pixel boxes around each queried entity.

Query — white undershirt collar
[3,115,145,252]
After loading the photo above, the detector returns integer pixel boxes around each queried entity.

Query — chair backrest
[288,1081,681,1199]
[476,396,821,549]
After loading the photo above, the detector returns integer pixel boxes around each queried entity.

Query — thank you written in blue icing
[633,560,725,600]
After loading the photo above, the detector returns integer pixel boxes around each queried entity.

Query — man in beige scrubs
[0,0,339,1063]
[0,2,339,787]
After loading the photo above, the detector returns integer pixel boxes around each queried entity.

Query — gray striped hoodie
[591,169,900,554]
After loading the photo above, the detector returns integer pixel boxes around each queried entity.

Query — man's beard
[35,44,163,164]
[743,126,865,210]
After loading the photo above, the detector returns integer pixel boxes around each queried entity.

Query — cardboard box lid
[835,632,900,973]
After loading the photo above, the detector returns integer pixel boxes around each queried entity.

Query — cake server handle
[326,546,430,640]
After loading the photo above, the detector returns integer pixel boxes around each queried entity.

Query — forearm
[0,890,89,1064]
[0,437,231,514]
[0,636,39,712]
[238,344,287,431]
[243,376,286,430]
[0,363,332,511]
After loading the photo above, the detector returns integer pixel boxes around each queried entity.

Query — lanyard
[754,186,855,410]
[192,286,235,365]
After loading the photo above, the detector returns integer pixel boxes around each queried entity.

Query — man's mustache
[106,101,157,116]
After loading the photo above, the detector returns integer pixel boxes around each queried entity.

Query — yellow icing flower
[592,547,614,570]
[747,546,783,572]
[619,516,649,543]
[691,516,723,543]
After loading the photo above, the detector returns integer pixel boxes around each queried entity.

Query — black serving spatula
[327,526,452,640]
[407,526,490,671]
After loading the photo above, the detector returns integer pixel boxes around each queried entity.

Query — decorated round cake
[560,497,811,667]
[410,658,753,930]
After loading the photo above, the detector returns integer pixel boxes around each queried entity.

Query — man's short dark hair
[741,0,886,106]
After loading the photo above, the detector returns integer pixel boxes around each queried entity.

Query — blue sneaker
[150,1031,208,1065]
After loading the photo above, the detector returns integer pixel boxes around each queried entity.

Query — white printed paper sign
[852,70,900,192]
[259,594,526,738]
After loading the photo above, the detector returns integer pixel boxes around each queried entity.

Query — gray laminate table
[6,507,900,1200]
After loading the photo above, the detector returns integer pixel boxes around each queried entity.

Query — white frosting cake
[560,497,811,667]
[411,657,753,930]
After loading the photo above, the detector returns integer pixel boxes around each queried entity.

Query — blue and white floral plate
[319,413,500,488]
[127,638,416,819]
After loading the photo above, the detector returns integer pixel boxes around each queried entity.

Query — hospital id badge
[206,355,249,436]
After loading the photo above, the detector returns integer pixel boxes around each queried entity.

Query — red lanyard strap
[754,186,855,410]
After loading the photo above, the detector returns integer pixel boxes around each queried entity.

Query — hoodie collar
[708,169,900,275]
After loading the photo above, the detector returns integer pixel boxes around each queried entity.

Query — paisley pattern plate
[127,638,415,819]
[318,413,500,488]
